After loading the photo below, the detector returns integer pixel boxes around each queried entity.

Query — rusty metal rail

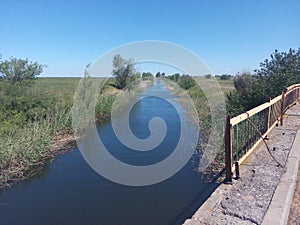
[224,84,300,183]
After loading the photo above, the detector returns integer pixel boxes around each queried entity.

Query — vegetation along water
[0,48,299,223]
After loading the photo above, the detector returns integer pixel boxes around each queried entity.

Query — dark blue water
[102,95,181,166]
[0,80,217,225]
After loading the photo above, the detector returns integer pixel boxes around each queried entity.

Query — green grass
[0,77,234,187]
[36,77,80,85]
[0,77,120,188]
[193,78,233,176]
[165,77,234,178]
[35,77,80,96]
[194,77,234,93]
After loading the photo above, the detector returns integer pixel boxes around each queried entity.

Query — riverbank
[183,103,300,225]
[0,132,76,189]
[0,77,78,189]
[164,77,233,179]
[0,79,213,225]
[0,78,153,189]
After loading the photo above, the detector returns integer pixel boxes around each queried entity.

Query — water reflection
[0,80,218,225]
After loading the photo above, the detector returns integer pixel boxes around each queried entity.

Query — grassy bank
[0,77,121,188]
[165,77,233,133]
[164,77,234,178]
[192,78,234,177]
[0,76,232,188]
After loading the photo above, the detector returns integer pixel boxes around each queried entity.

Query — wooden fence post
[280,89,287,126]
[224,114,232,184]
[267,97,271,130]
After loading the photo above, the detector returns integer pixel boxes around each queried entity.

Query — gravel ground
[184,104,300,225]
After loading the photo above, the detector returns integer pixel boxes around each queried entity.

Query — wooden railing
[224,84,300,183]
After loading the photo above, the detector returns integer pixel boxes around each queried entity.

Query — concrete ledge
[182,183,233,225]
[262,129,300,225]
[192,184,232,219]
[182,219,202,225]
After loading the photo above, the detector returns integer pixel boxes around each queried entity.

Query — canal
[0,80,217,225]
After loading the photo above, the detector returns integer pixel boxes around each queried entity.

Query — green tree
[204,74,212,79]
[155,72,161,78]
[227,48,300,116]
[112,55,135,89]
[233,71,253,95]
[0,58,44,85]
[220,74,232,80]
[255,48,300,97]
[131,72,141,81]
[142,72,153,79]
[177,75,196,90]
[167,73,180,82]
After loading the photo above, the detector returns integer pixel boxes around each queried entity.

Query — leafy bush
[0,58,44,86]
[166,73,180,82]
[220,74,232,80]
[227,48,300,116]
[233,72,253,95]
[177,75,197,90]
[204,74,212,79]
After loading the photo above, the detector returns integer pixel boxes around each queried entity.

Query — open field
[195,77,234,93]
[35,76,234,99]
[36,77,80,94]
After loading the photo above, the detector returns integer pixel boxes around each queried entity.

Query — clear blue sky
[0,0,299,77]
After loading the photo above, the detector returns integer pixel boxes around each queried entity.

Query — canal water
[0,80,217,225]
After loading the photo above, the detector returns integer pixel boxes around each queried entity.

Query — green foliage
[226,90,247,116]
[166,73,180,82]
[131,72,141,81]
[177,75,197,90]
[165,74,197,90]
[0,69,155,187]
[255,48,300,97]
[227,48,300,116]
[142,72,154,80]
[0,78,74,185]
[95,94,116,122]
[0,58,44,85]
[233,72,253,95]
[0,83,58,126]
[112,55,135,89]
[204,74,212,79]
[219,74,232,80]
